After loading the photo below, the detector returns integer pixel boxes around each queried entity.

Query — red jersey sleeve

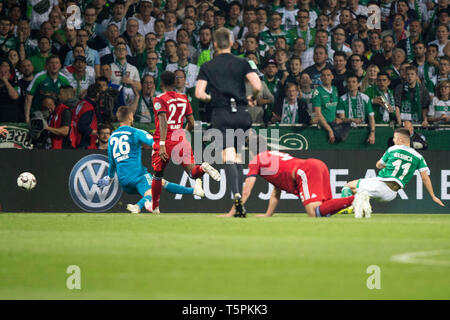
[247,155,260,177]
[153,96,168,116]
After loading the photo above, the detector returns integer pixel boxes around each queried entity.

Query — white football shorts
[357,177,398,202]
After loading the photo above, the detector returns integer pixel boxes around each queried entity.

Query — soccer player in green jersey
[341,128,445,218]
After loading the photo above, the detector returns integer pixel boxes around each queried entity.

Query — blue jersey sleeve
[135,129,154,147]
[107,141,116,179]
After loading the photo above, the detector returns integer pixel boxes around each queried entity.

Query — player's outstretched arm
[136,129,154,147]
[158,112,169,161]
[222,176,257,217]
[420,171,445,207]
[257,187,281,217]
[185,114,195,132]
[376,160,386,170]
[128,90,140,115]
[242,176,257,204]
[195,79,211,102]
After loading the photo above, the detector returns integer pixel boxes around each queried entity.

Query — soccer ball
[17,172,37,191]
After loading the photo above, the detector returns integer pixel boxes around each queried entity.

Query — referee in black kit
[195,27,262,218]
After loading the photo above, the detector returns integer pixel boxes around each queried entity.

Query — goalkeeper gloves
[97,176,113,189]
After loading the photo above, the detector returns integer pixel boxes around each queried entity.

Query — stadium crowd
[0,0,449,149]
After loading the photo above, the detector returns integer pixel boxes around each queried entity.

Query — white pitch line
[391,250,450,267]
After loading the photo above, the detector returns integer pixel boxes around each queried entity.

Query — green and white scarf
[401,82,422,122]
[281,99,299,124]
[297,26,312,48]
[375,87,395,122]
[406,38,414,62]
[424,62,436,93]
[414,0,422,22]
[73,72,86,99]
[347,92,366,122]
[115,59,127,77]
[301,90,313,114]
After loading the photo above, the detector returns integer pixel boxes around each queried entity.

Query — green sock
[341,187,353,198]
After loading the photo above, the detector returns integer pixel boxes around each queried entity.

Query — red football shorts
[152,136,195,172]
[294,159,332,206]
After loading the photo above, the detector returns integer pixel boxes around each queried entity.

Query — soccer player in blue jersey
[97,106,204,213]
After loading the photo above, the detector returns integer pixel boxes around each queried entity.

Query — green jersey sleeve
[366,96,374,116]
[380,150,390,165]
[27,73,44,95]
[312,89,321,108]
[418,157,429,173]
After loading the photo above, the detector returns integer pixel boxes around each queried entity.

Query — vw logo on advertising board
[69,154,122,212]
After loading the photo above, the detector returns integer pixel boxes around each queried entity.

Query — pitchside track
[1,213,449,299]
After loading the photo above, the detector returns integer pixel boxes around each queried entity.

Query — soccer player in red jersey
[225,150,355,217]
[151,71,220,213]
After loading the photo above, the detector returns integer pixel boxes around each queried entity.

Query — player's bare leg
[305,202,323,217]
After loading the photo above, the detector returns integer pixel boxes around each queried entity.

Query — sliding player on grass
[224,150,356,218]
[341,128,445,218]
[151,71,221,213]
[96,106,205,213]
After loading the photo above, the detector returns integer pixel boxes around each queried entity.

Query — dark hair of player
[160,71,176,87]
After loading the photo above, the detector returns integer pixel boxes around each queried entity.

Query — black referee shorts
[210,107,252,150]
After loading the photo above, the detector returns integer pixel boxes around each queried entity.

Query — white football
[17,172,37,191]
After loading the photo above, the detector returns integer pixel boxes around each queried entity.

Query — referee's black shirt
[197,53,255,108]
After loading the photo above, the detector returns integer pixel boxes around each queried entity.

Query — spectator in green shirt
[336,74,376,144]
[312,67,339,144]
[0,16,18,59]
[29,36,52,75]
[24,55,70,123]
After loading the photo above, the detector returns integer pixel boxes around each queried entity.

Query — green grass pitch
[1,213,450,300]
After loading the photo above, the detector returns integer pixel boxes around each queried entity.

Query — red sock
[151,178,163,210]
[190,165,204,179]
[318,196,355,216]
